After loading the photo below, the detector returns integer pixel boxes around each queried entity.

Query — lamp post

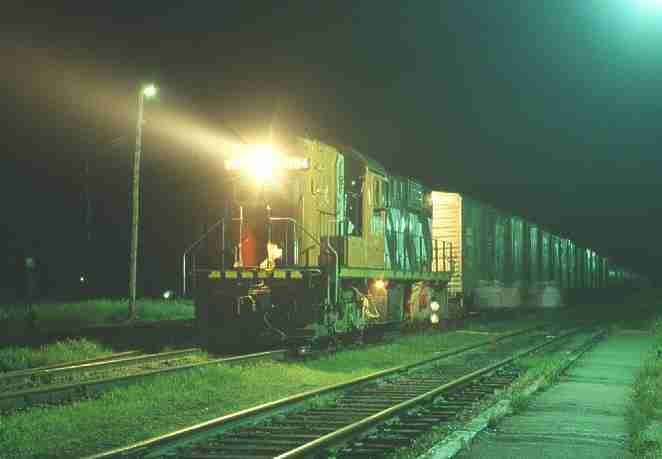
[128,83,157,321]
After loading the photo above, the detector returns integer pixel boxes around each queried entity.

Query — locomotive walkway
[446,330,654,459]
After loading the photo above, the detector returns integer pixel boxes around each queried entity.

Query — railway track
[0,349,143,381]
[0,348,286,412]
[0,349,195,391]
[87,323,602,459]
[333,329,605,458]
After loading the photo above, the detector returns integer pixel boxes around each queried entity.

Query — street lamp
[128,83,157,321]
[634,0,662,10]
[142,84,157,98]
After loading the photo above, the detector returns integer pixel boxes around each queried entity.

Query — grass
[0,317,543,458]
[626,315,662,458]
[0,292,652,458]
[0,298,194,332]
[0,338,112,372]
[627,354,662,458]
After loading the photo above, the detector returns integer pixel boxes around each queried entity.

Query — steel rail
[274,325,597,458]
[85,323,550,459]
[0,348,200,389]
[0,350,142,382]
[0,349,286,412]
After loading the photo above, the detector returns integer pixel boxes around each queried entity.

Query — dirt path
[451,330,654,459]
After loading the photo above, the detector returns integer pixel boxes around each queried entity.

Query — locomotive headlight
[225,144,280,182]
[374,279,387,290]
[430,313,440,324]
[248,144,277,181]
[224,143,309,181]
[430,300,440,312]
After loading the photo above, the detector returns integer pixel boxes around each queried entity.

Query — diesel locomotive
[193,137,455,352]
[191,136,642,352]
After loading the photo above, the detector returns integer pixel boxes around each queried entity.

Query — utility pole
[128,84,157,321]
[81,156,92,295]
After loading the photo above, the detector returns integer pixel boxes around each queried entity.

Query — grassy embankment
[0,316,544,458]
[0,301,526,374]
[0,298,194,332]
[626,296,662,457]
[0,299,194,372]
[0,339,112,372]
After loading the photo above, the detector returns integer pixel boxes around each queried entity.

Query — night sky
[2,1,661,298]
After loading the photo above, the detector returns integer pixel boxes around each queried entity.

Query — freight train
[430,192,644,310]
[190,137,641,352]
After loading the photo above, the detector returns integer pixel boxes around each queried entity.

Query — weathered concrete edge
[418,329,607,459]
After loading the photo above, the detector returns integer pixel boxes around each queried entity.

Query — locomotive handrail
[315,210,340,306]
[269,216,339,305]
[181,218,453,300]
[383,230,453,274]
[182,218,225,297]
[268,217,324,255]
[268,217,304,265]
[433,239,454,274]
